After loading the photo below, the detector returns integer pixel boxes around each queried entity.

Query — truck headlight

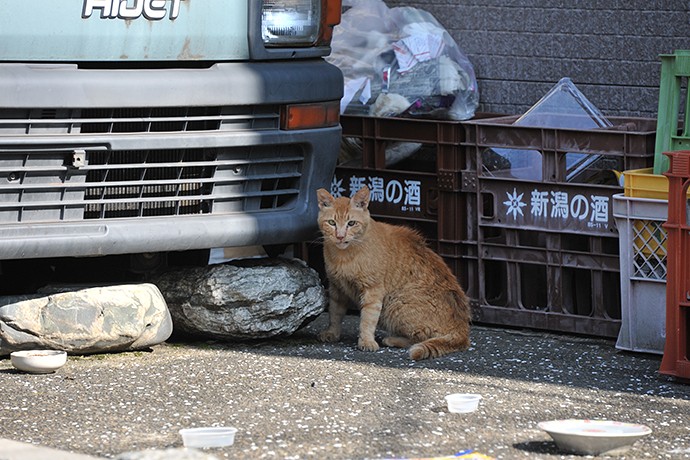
[262,0,341,47]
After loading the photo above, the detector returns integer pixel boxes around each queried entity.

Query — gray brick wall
[384,0,689,118]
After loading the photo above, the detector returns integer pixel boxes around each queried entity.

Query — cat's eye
[347,220,357,227]
[327,219,336,226]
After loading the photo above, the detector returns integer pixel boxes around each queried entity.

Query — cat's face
[317,187,370,250]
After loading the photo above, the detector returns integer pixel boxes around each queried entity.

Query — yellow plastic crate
[623,167,671,199]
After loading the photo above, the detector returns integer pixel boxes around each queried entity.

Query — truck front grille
[0,146,303,223]
[0,106,280,134]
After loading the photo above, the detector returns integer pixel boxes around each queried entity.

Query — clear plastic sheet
[485,78,616,182]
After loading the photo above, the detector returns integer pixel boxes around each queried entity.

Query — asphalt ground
[1,313,689,460]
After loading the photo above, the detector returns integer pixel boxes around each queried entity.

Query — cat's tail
[408,332,470,361]
[408,289,471,360]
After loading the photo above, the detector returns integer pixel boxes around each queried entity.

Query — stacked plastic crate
[300,114,479,284]
[613,50,690,356]
[455,115,656,338]
[653,50,690,380]
[333,114,468,246]
[612,190,668,353]
[660,150,690,381]
[321,112,658,338]
[334,113,510,304]
[614,157,674,355]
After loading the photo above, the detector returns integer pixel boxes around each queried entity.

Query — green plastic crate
[654,50,690,174]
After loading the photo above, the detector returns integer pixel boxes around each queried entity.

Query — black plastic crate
[300,114,482,284]
[446,233,623,337]
[461,115,656,179]
[443,115,658,241]
[332,114,498,242]
[301,114,657,339]
[437,115,658,338]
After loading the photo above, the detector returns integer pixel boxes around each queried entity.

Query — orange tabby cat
[316,186,471,360]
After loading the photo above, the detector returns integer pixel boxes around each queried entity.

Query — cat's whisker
[310,235,327,244]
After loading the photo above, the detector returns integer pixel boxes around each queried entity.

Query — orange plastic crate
[660,150,690,381]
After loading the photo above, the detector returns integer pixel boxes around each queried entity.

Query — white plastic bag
[328,0,479,120]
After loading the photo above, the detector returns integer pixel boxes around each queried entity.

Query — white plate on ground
[538,419,652,456]
[10,350,67,374]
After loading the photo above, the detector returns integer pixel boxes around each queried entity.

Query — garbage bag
[328,0,479,120]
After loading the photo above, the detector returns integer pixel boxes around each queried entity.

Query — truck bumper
[0,60,343,259]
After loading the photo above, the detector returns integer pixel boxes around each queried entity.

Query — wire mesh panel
[631,218,667,280]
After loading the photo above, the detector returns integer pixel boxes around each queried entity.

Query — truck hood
[0,0,249,61]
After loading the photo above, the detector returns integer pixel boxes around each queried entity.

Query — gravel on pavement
[1,313,689,460]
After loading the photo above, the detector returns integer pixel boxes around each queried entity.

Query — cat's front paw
[357,338,380,352]
[318,330,341,343]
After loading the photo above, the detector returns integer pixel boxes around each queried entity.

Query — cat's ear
[351,186,370,210]
[316,188,335,209]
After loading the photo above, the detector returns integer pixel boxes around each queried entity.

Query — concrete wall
[384,0,688,118]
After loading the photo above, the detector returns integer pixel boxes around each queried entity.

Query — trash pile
[327,0,479,120]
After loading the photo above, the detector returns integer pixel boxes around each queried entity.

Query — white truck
[0,0,342,291]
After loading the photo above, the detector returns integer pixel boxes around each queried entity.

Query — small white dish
[444,393,482,413]
[179,427,238,448]
[10,350,67,374]
[538,419,652,455]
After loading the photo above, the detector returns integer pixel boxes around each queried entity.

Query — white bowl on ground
[10,350,67,374]
[538,419,652,455]
[445,393,482,413]
[179,427,238,448]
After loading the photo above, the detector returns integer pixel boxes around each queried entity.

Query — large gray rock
[153,258,327,340]
[0,283,172,356]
